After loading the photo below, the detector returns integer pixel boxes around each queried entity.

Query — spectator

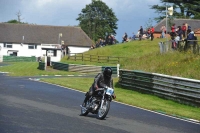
[95,41,99,48]
[187,29,196,45]
[108,35,113,45]
[132,32,136,40]
[170,23,176,40]
[136,30,140,38]
[139,26,143,41]
[160,25,166,38]
[181,23,187,39]
[176,26,183,41]
[99,38,104,47]
[150,26,155,41]
[122,32,128,43]
[90,45,95,50]
[187,24,192,35]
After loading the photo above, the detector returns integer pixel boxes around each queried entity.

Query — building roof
[0,23,94,47]
[154,18,200,32]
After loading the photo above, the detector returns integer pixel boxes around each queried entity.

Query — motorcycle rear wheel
[97,100,110,120]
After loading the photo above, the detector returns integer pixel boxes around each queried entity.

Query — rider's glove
[94,85,98,90]
[112,94,116,99]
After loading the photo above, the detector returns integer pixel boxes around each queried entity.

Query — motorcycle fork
[100,91,106,109]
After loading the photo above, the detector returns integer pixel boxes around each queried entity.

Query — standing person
[177,26,183,41]
[181,23,187,39]
[185,22,188,35]
[171,23,176,40]
[139,26,143,41]
[160,25,166,38]
[82,67,116,107]
[150,26,155,41]
[122,32,128,43]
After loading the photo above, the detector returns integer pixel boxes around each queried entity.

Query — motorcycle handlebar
[95,87,113,91]
[95,88,105,91]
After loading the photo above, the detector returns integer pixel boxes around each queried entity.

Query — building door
[47,57,51,66]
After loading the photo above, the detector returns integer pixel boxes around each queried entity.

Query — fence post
[75,54,76,61]
[0,55,2,62]
[107,56,109,62]
[44,56,47,70]
[117,64,120,77]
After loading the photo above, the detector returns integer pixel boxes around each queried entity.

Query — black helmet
[103,67,112,78]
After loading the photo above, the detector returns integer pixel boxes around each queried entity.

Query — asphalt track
[0,73,199,133]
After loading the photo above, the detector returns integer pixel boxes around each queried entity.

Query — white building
[0,23,94,62]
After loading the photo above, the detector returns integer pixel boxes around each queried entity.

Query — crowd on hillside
[168,23,197,50]
[90,34,116,49]
[121,26,155,43]
[90,22,197,50]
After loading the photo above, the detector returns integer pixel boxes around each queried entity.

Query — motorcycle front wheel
[80,101,89,116]
[97,100,110,120]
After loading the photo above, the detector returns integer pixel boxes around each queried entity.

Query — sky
[0,0,161,41]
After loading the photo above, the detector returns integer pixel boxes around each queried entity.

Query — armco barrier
[51,61,118,74]
[3,56,36,62]
[119,69,200,107]
[51,62,69,71]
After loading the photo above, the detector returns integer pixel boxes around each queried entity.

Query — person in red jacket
[150,26,155,41]
[171,23,176,40]
[182,23,187,38]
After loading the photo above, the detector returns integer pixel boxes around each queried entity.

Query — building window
[7,44,13,48]
[3,43,13,48]
[28,44,38,49]
[28,45,35,49]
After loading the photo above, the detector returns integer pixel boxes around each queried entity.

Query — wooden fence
[68,53,125,64]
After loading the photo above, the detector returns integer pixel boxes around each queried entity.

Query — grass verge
[0,62,80,76]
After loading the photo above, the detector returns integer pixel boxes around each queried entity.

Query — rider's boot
[82,93,90,107]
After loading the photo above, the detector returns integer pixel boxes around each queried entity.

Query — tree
[5,10,28,24]
[150,0,200,22]
[76,0,118,41]
[144,18,153,30]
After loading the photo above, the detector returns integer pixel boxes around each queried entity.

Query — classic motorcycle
[80,87,114,120]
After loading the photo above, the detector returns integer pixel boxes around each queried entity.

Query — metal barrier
[51,61,118,74]
[119,69,200,107]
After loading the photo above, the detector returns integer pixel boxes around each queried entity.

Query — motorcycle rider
[82,67,116,107]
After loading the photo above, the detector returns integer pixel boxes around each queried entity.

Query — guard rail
[119,69,200,107]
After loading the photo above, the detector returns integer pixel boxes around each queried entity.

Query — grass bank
[62,38,200,80]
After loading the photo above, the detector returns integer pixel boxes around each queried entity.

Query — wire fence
[159,40,200,54]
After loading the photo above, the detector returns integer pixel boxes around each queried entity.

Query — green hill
[62,38,200,80]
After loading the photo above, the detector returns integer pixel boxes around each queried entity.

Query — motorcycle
[80,87,114,120]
